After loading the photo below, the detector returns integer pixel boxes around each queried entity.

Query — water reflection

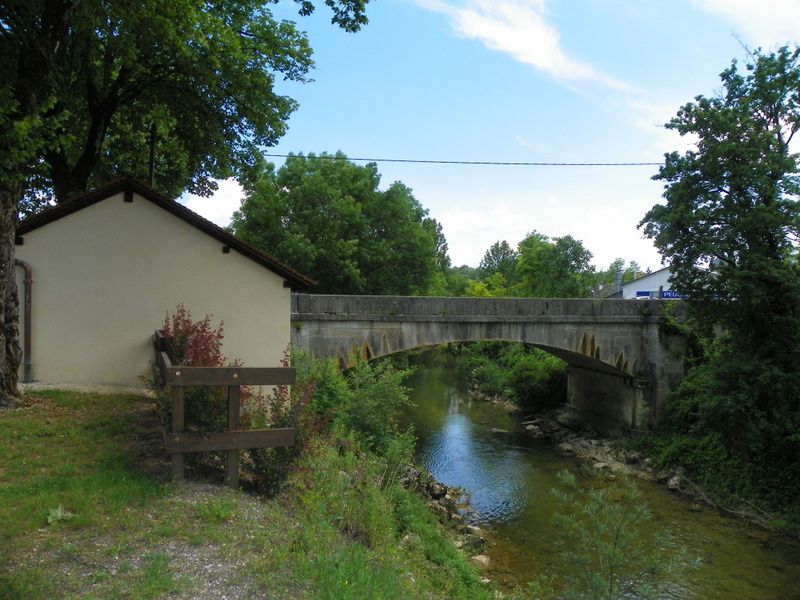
[403,365,800,598]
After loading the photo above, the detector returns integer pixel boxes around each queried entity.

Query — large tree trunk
[0,184,21,408]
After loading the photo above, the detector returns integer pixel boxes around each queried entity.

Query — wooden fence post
[226,385,241,489]
[155,332,295,487]
[171,386,185,480]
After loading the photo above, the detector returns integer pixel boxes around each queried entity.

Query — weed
[58,542,79,560]
[130,552,181,599]
[47,505,75,525]
[194,498,236,525]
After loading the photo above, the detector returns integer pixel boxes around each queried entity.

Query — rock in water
[470,554,491,569]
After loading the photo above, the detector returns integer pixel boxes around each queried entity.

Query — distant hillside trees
[232,153,448,295]
[459,233,599,298]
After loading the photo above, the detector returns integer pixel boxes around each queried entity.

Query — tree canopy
[640,46,800,513]
[231,153,447,295]
[478,240,518,283]
[641,46,800,343]
[2,0,369,209]
[516,232,595,298]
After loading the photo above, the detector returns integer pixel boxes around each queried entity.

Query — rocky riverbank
[520,408,784,527]
[402,466,493,577]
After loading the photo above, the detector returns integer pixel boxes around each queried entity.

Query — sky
[183,0,800,271]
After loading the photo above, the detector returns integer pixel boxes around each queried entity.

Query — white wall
[15,191,292,387]
[621,268,675,299]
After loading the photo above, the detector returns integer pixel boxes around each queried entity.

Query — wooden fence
[153,331,296,489]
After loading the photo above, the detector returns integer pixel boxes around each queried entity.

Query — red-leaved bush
[161,303,226,367]
[159,304,307,492]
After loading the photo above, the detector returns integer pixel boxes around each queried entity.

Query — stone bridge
[290,294,686,431]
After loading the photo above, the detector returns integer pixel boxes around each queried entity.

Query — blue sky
[184,0,800,270]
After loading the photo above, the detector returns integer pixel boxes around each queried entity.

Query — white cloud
[439,202,539,266]
[430,172,666,272]
[691,0,800,47]
[416,0,628,89]
[181,179,244,228]
[630,100,699,156]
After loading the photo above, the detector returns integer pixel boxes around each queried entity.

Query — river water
[403,365,800,598]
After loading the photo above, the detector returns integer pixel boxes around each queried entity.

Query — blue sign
[635,290,684,299]
[660,290,684,299]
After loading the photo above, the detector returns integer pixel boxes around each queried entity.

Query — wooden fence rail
[153,331,296,489]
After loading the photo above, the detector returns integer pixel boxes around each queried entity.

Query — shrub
[337,360,415,455]
[158,304,296,485]
[159,304,231,432]
[161,303,226,368]
[509,350,566,410]
[446,341,567,408]
[534,469,698,599]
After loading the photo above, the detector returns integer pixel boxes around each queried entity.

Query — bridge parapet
[291,294,672,321]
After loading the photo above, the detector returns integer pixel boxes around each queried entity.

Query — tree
[0,0,369,405]
[593,258,640,296]
[231,153,446,295]
[639,47,800,507]
[13,0,370,205]
[443,264,481,297]
[463,272,510,297]
[529,470,697,599]
[478,240,518,283]
[641,46,800,341]
[516,231,595,297]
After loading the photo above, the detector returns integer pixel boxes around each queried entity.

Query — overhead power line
[262,153,663,167]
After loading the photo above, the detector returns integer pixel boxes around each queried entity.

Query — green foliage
[232,153,447,295]
[508,351,567,411]
[4,1,369,205]
[478,240,518,283]
[639,46,800,524]
[449,342,567,409]
[290,351,415,455]
[641,46,800,341]
[449,235,604,299]
[338,360,415,454]
[285,437,490,599]
[533,470,698,599]
[193,498,236,525]
[46,505,75,525]
[516,231,595,298]
[443,264,482,296]
[463,272,510,297]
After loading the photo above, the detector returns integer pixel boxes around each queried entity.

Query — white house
[14,177,313,388]
[620,266,679,299]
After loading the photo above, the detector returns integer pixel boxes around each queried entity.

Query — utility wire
[262,153,663,167]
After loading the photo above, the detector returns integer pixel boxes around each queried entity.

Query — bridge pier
[565,367,649,433]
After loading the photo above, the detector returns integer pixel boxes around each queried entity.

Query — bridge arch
[290,294,686,431]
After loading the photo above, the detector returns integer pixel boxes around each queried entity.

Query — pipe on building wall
[14,259,32,383]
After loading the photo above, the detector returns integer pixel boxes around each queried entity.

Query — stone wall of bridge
[290,294,686,431]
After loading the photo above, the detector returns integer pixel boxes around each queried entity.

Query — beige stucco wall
[15,191,292,387]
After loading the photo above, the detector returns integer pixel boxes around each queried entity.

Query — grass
[0,391,494,599]
[0,391,164,541]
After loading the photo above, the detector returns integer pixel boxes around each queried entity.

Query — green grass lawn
[0,391,493,600]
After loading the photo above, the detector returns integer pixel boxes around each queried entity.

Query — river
[403,364,800,598]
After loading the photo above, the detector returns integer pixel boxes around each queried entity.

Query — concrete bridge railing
[290,294,686,431]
